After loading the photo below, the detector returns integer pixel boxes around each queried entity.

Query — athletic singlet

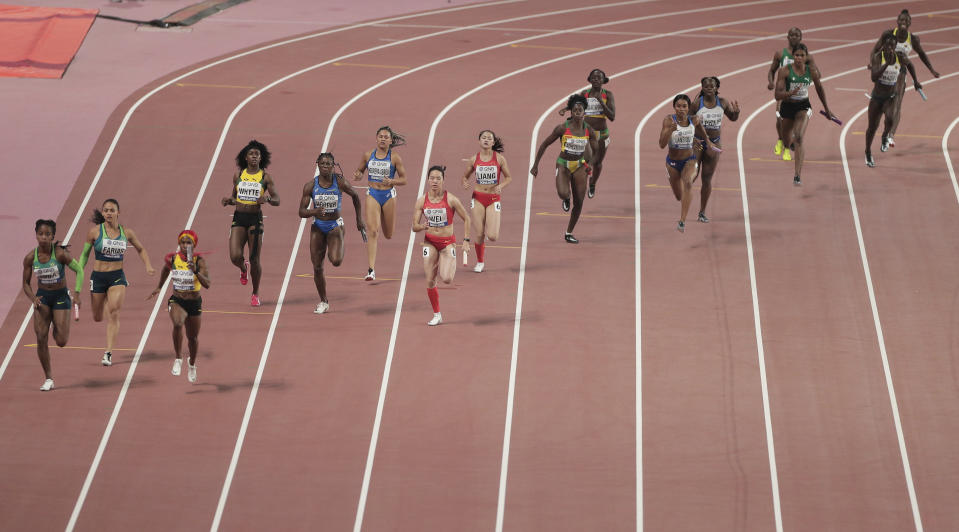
[779,47,795,68]
[786,64,811,101]
[94,224,127,262]
[367,149,396,183]
[33,248,64,286]
[560,120,591,157]
[236,169,264,205]
[696,95,724,130]
[582,88,609,119]
[170,253,200,292]
[879,52,901,86]
[423,191,454,228]
[893,28,913,55]
[312,174,342,215]
[669,115,695,150]
[473,152,501,185]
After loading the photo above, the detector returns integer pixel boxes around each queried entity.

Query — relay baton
[820,110,843,126]
[918,88,927,101]
[73,303,79,321]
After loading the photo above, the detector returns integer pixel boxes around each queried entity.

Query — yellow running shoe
[782,148,792,161]
[774,140,784,155]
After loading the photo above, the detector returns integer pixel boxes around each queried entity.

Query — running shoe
[240,259,249,285]
[562,198,570,212]
[774,140,784,155]
[677,221,685,233]
[865,153,876,167]
[313,301,330,314]
[101,352,112,366]
[793,175,802,186]
[880,137,889,152]
[587,183,596,198]
[473,262,485,273]
[251,294,261,307]
[188,362,197,384]
[888,136,895,148]
[697,212,709,223]
[364,268,376,281]
[427,312,443,326]
[782,148,792,161]
[172,358,182,376]
[564,232,579,244]
[40,378,54,391]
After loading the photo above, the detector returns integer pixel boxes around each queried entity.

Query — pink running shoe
[240,259,249,285]
[251,294,261,307]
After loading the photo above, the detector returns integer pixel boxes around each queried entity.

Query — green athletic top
[786,64,811,101]
[34,248,64,286]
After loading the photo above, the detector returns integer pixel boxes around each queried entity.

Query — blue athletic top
[366,149,396,184]
[312,174,342,227]
[94,224,127,262]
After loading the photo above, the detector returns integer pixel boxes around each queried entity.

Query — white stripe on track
[0,0,524,386]
[836,65,959,532]
[943,116,959,205]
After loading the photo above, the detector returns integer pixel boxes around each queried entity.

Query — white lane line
[0,0,524,386]
[943,116,959,204]
[836,65,959,532]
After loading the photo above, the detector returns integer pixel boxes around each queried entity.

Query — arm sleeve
[78,242,92,269]
[69,259,85,292]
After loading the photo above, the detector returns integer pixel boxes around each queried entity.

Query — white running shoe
[888,136,895,148]
[364,268,376,281]
[427,312,442,326]
[880,137,890,152]
[101,352,112,366]
[40,378,54,391]
[314,301,330,314]
[188,362,197,383]
[172,358,182,376]
[473,262,485,273]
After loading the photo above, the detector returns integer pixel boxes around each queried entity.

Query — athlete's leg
[104,284,125,354]
[33,304,54,379]
[364,194,382,270]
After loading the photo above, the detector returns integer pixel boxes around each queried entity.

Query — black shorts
[870,90,896,105]
[36,287,71,310]
[779,99,812,120]
[90,269,128,293]
[232,210,263,234]
[169,295,202,317]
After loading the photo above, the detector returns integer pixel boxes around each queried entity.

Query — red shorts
[423,232,455,252]
[472,190,501,209]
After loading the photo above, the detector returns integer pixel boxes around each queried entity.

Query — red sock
[427,287,440,313]
[475,243,485,262]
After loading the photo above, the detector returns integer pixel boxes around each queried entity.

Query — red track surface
[2,0,959,530]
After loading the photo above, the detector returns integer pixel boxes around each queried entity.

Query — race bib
[237,180,262,202]
[367,160,391,182]
[564,137,588,155]
[171,268,196,291]
[314,193,339,214]
[34,265,61,285]
[585,96,603,116]
[475,165,498,185]
[100,238,126,259]
[790,82,810,100]
[424,207,449,227]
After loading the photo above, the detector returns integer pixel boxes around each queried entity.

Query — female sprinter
[581,69,616,197]
[412,165,470,326]
[21,219,83,391]
[353,126,408,281]
[869,9,937,147]
[220,139,280,307]
[147,230,210,384]
[690,76,740,223]
[531,94,595,244]
[460,130,512,273]
[766,27,818,161]
[298,152,365,314]
[865,34,915,167]
[77,199,155,367]
[773,43,838,186]
[659,95,719,233]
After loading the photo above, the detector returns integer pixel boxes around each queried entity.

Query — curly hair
[236,139,271,170]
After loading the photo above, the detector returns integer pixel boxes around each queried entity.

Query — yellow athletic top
[235,169,264,206]
[170,253,201,292]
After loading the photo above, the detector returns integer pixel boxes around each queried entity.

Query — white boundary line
[943,116,959,204]
[0,0,523,385]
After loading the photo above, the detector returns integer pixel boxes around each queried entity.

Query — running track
[2,0,959,530]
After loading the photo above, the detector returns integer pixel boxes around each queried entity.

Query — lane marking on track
[837,67,959,532]
[0,0,525,386]
[175,82,256,89]
[535,211,634,219]
[293,274,400,281]
[749,157,842,164]
[333,62,410,69]
[707,27,777,36]
[202,310,273,315]
[850,131,942,139]
[509,43,585,51]
[644,183,741,192]
[943,116,959,204]
[23,344,136,352]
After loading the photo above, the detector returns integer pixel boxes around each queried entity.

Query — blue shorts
[666,155,698,172]
[90,269,128,293]
[696,135,721,149]
[367,186,396,207]
[313,217,344,234]
[36,287,71,310]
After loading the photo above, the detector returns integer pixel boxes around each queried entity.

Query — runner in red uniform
[461,130,512,273]
[412,165,470,326]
